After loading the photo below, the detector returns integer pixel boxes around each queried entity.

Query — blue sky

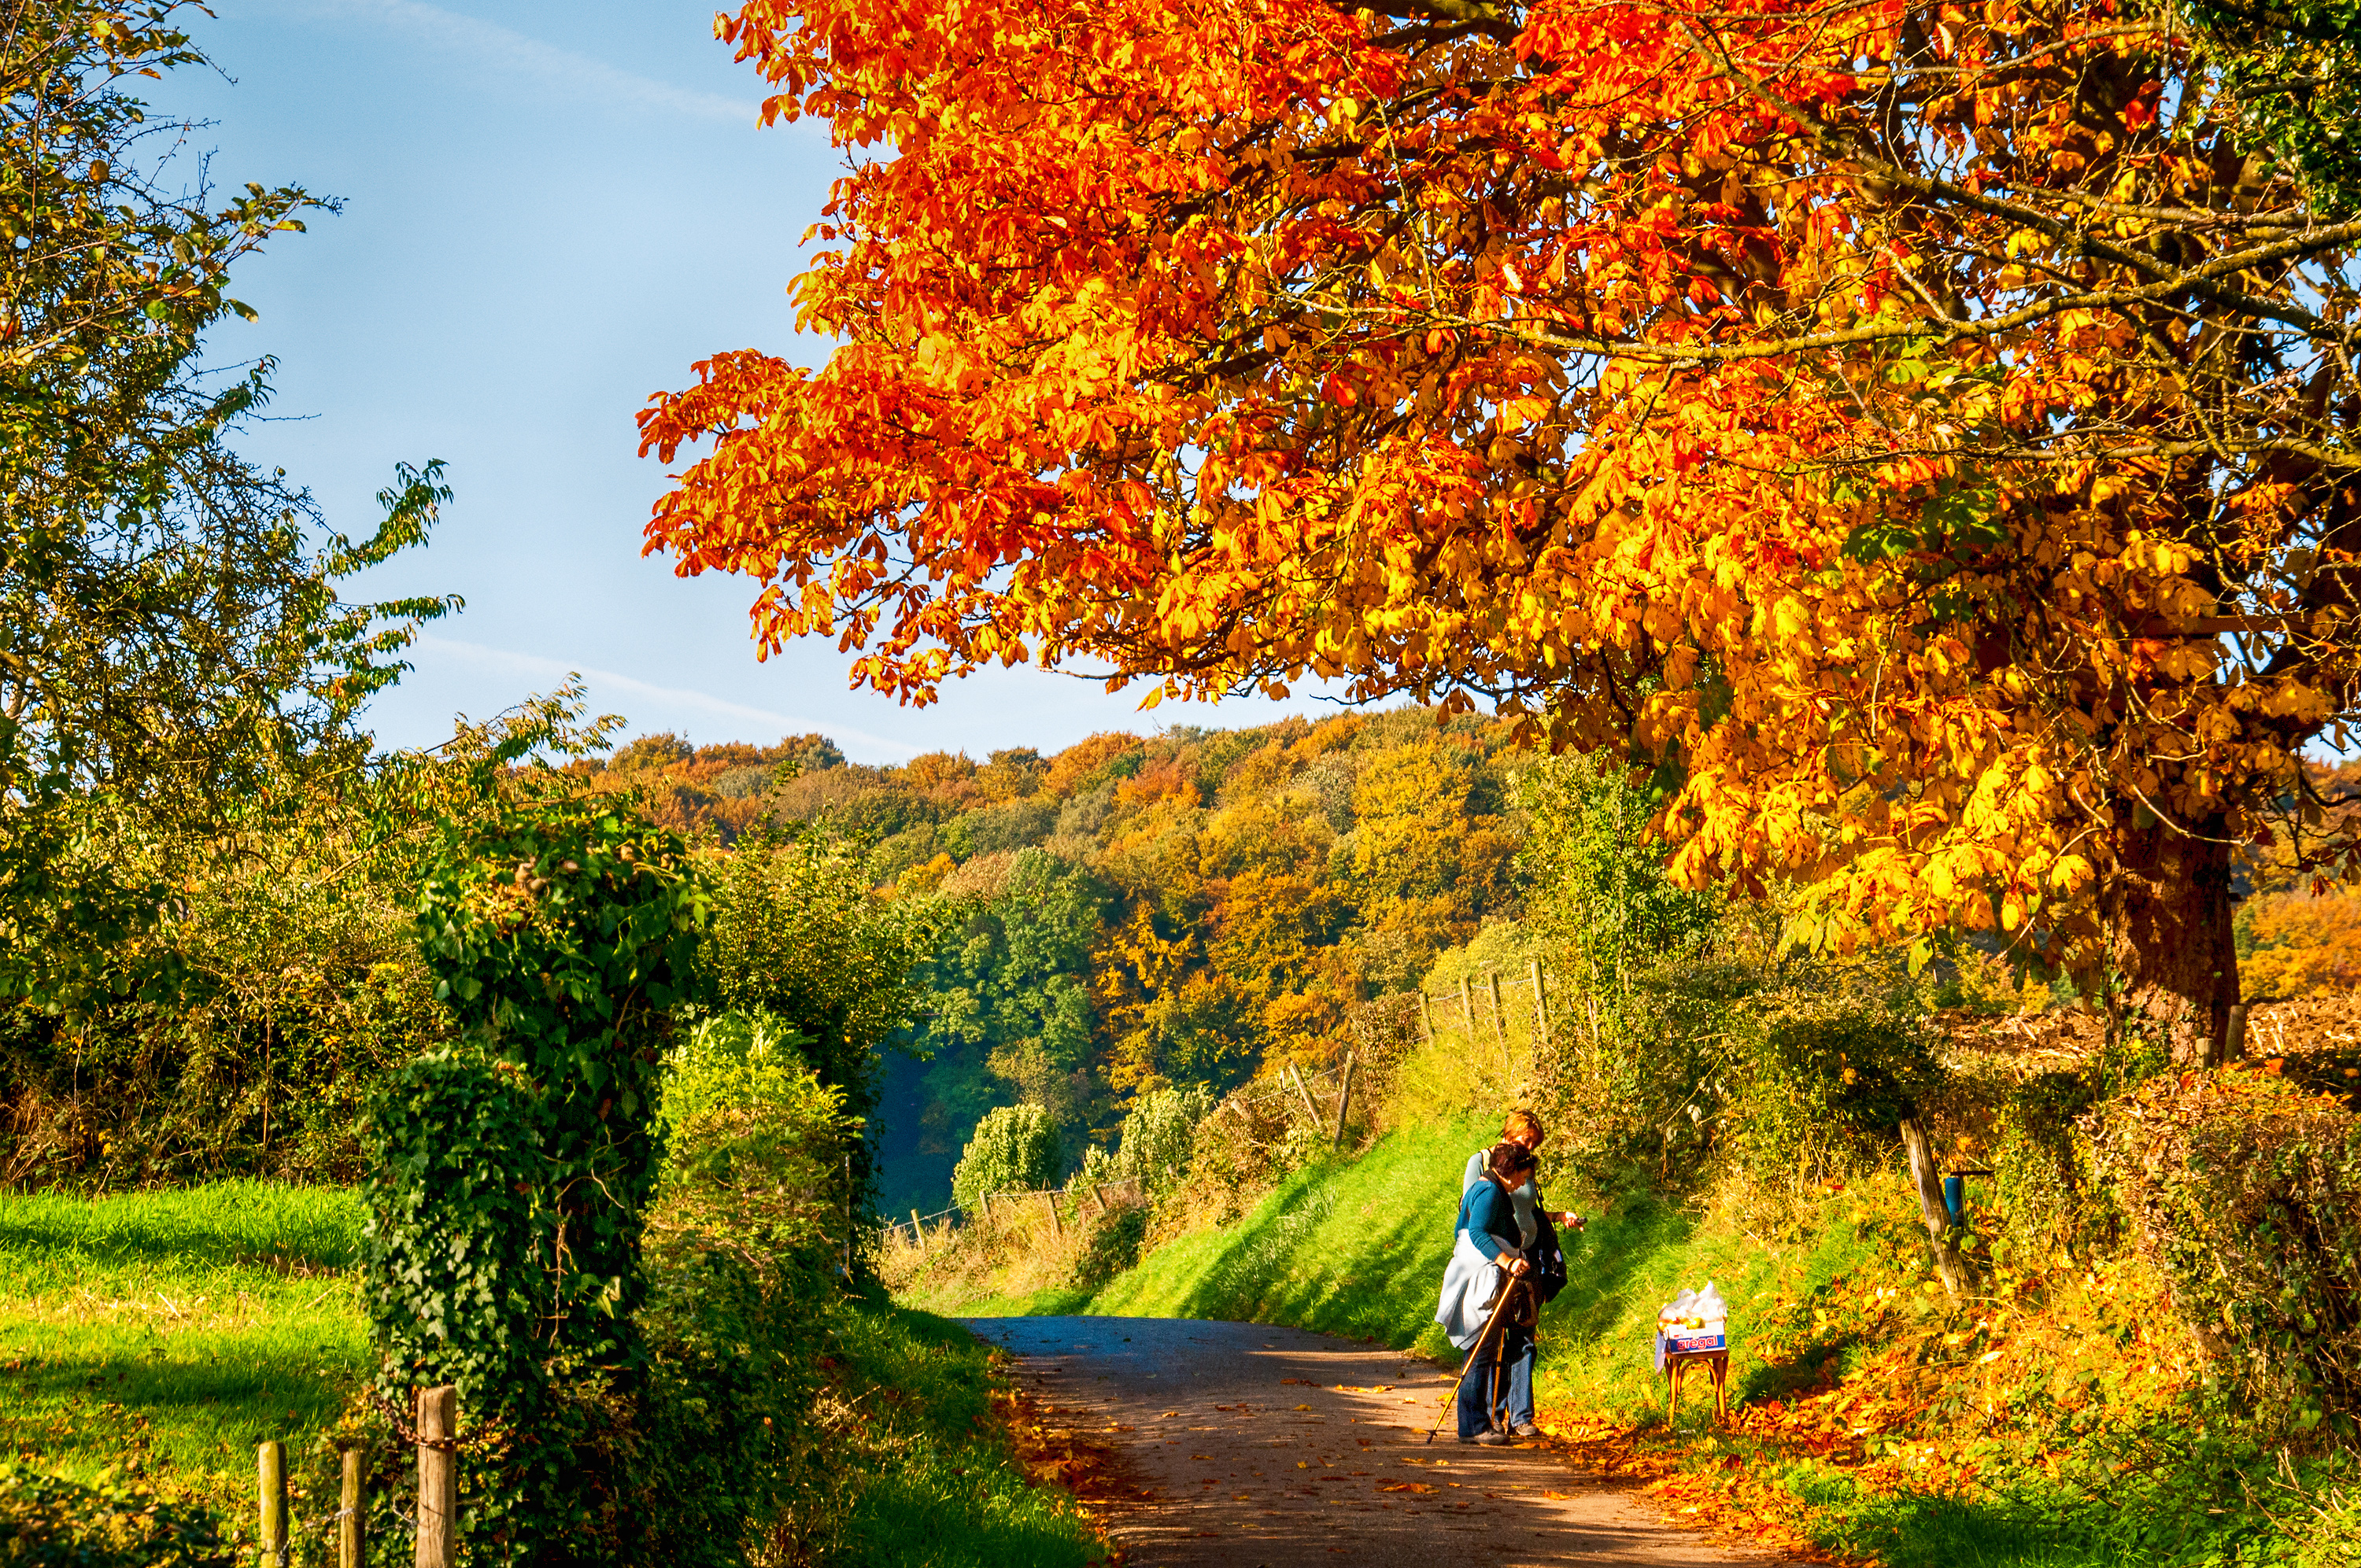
[161,0,1381,764]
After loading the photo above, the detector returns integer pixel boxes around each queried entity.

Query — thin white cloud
[414,633,920,762]
[305,0,763,126]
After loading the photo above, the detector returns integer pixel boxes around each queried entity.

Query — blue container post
[1942,1174,1966,1227]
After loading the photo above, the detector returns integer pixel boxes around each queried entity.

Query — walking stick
[1424,1271,1523,1444]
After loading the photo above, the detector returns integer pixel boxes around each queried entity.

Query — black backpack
[1528,1212,1570,1305]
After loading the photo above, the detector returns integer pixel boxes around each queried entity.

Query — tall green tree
[0,0,452,1004]
[904,848,1106,1131]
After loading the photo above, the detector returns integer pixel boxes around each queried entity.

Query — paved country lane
[963,1316,1786,1568]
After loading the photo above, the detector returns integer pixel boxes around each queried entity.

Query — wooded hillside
[567,709,1524,1216]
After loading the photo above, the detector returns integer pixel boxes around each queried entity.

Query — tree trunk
[2108,813,2240,1069]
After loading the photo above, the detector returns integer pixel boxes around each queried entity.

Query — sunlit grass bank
[0,1182,1114,1564]
[0,1181,368,1515]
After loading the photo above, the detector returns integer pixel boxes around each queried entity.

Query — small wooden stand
[1666,1349,1729,1424]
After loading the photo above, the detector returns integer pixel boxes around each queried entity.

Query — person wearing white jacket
[1435,1142,1550,1443]
[1453,1110,1583,1437]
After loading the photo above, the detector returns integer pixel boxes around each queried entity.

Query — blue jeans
[1457,1318,1535,1437]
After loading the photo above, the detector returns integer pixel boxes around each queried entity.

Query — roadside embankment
[900,1121,2361,1566]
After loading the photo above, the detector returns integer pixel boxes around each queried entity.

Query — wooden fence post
[1417,990,1433,1042]
[1898,1120,1969,1297]
[1458,975,1476,1039]
[338,1444,366,1568]
[416,1385,456,1568]
[1486,971,1509,1077]
[1528,958,1548,1035]
[1287,1061,1321,1123]
[981,1191,996,1226]
[1332,1050,1356,1150]
[2219,1002,2250,1067]
[911,1208,926,1256]
[1044,1190,1064,1238]
[257,1440,287,1567]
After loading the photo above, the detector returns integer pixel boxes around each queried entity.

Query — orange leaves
[650,0,2359,1006]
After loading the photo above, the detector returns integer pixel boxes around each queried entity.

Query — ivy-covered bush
[0,1465,230,1567]
[951,1102,1063,1211]
[363,1051,550,1418]
[362,791,707,1565]
[2100,1066,2361,1430]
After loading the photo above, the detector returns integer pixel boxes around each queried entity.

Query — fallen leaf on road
[1295,1404,1313,1410]
[1378,1482,1435,1493]
[1543,1489,1571,1500]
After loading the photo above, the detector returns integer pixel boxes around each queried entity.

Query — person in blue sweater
[1448,1141,1540,1444]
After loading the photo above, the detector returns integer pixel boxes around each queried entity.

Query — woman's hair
[1488,1141,1538,1182]
[1502,1108,1546,1145]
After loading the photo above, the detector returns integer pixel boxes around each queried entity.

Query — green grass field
[0,1182,1114,1565]
[0,1181,368,1514]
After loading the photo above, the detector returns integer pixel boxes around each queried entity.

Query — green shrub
[361,1050,550,1417]
[2099,1066,2361,1430]
[1992,1068,2104,1256]
[1071,1205,1148,1289]
[660,1010,815,1139]
[1114,1085,1213,1190]
[700,836,937,1223]
[0,1465,230,1566]
[953,1103,1064,1211]
[362,795,708,1566]
[1745,965,1943,1164]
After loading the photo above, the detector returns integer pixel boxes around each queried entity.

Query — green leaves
[368,791,711,1563]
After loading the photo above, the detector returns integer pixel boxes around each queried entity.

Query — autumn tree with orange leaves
[642,0,2361,1068]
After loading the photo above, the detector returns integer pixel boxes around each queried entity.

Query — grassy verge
[825,1298,1118,1567]
[0,1181,367,1518]
[903,1121,2356,1566]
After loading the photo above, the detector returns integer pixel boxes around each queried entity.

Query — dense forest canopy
[563,708,1522,1214]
